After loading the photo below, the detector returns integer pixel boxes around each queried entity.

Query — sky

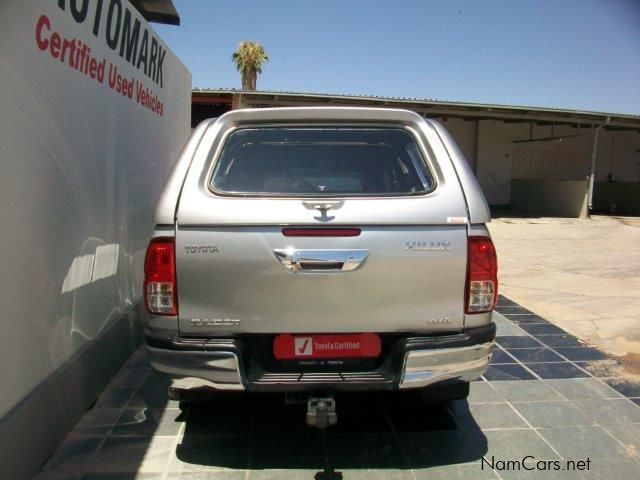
[155,0,640,115]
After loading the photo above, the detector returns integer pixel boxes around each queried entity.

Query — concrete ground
[488,215,640,375]
[36,297,640,480]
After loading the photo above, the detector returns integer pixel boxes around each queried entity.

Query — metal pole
[586,116,611,217]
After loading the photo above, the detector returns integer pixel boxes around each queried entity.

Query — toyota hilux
[143,107,497,427]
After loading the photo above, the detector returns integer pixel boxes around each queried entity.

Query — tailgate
[176,225,467,334]
[174,120,471,336]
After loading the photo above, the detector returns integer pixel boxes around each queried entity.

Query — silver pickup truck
[144,107,497,427]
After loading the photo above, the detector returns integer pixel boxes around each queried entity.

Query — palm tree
[232,41,268,91]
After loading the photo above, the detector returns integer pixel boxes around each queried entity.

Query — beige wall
[511,180,589,217]
[466,120,640,212]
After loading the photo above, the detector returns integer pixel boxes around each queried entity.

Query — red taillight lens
[144,237,177,315]
[282,228,361,237]
[465,236,498,314]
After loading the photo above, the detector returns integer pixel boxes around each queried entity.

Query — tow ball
[306,397,337,429]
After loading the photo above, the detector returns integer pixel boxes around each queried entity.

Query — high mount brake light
[465,236,498,314]
[144,237,177,315]
[282,228,361,237]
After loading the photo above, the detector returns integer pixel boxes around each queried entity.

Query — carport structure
[192,89,640,217]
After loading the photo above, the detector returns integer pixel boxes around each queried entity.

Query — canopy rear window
[210,127,435,196]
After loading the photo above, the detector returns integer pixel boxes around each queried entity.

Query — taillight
[465,236,498,314]
[144,237,177,315]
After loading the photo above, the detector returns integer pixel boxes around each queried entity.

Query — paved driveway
[37,297,640,480]
[488,215,640,372]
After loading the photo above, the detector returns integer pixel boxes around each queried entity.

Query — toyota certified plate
[273,333,381,360]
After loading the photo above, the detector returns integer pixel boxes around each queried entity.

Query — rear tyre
[168,386,218,406]
[167,386,181,401]
[421,382,470,403]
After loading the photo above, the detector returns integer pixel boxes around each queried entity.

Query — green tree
[232,41,268,91]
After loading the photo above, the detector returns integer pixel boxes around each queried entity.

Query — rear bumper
[144,323,496,392]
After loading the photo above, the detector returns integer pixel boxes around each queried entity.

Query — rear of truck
[143,108,496,422]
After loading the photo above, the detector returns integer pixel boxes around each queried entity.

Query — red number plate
[273,333,381,360]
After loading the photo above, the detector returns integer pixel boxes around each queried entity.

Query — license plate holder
[273,333,381,360]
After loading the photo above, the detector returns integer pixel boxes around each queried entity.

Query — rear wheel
[167,386,181,401]
[167,386,218,405]
[421,382,470,403]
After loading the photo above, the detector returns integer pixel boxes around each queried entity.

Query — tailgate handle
[274,249,368,272]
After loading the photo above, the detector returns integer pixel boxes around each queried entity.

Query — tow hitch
[306,397,337,429]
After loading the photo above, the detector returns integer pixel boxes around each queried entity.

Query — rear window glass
[210,127,434,196]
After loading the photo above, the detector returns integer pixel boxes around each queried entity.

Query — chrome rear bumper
[145,323,495,392]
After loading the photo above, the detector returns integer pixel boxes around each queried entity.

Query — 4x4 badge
[405,241,451,251]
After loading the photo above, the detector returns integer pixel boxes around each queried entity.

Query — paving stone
[601,423,640,451]
[326,433,409,469]
[519,324,567,336]
[412,463,498,479]
[495,306,534,315]
[125,378,179,410]
[525,362,589,379]
[81,474,165,479]
[573,360,625,378]
[248,470,340,480]
[87,436,176,473]
[603,378,640,398]
[248,434,324,470]
[545,378,623,400]
[572,398,640,425]
[468,382,505,404]
[73,409,123,436]
[455,403,528,430]
[111,408,185,437]
[490,349,518,364]
[497,295,519,307]
[169,435,251,471]
[585,456,640,480]
[496,336,544,349]
[106,367,149,389]
[41,435,104,472]
[553,347,608,362]
[483,365,536,381]
[35,471,84,480]
[398,430,484,468]
[509,348,564,363]
[503,314,550,324]
[95,388,137,409]
[185,402,252,436]
[493,314,529,337]
[167,472,247,480]
[482,429,560,460]
[511,401,594,428]
[491,380,563,402]
[497,468,588,479]
[387,401,456,432]
[535,334,588,348]
[537,425,629,459]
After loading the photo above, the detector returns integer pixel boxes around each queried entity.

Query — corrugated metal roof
[130,0,180,25]
[192,87,640,126]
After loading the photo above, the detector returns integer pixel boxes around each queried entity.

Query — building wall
[511,180,588,217]
[440,118,475,168]
[0,1,191,478]
[472,121,640,214]
[476,120,515,205]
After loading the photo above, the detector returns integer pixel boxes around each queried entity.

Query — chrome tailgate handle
[274,249,369,272]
